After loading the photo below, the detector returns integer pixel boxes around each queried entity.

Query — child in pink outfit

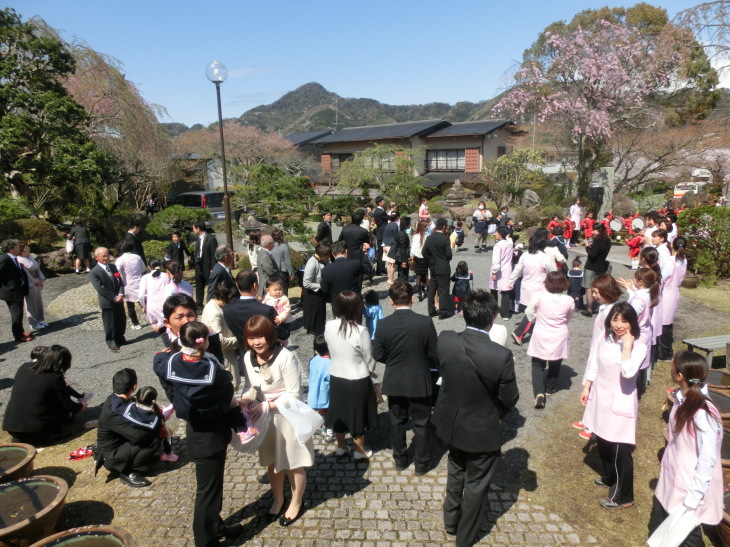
[262,276,293,346]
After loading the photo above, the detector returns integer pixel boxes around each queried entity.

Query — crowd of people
[0,196,722,547]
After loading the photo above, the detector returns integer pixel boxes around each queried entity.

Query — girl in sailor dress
[121,385,178,462]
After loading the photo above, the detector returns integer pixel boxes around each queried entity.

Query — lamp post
[561,157,569,197]
[205,61,233,253]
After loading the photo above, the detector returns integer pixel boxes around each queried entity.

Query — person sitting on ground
[96,368,162,487]
[3,345,89,446]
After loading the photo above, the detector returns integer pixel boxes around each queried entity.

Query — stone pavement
[36,276,600,547]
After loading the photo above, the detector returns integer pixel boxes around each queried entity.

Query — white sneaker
[132,324,142,330]
[353,450,373,460]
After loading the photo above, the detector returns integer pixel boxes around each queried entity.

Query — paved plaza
[0,231,714,546]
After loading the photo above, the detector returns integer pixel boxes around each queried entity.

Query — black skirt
[302,288,326,335]
[326,376,378,436]
[413,257,429,277]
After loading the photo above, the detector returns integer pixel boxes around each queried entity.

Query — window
[330,153,353,172]
[497,146,507,158]
[427,150,465,171]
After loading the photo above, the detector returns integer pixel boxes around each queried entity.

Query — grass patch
[681,280,730,316]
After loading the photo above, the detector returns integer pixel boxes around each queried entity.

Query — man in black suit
[206,245,236,303]
[90,247,126,351]
[192,221,218,308]
[124,221,147,266]
[372,281,438,475]
[338,209,370,264]
[166,231,191,271]
[315,211,333,243]
[422,218,453,319]
[321,241,366,305]
[372,196,389,275]
[96,368,161,487]
[0,238,31,342]
[432,290,519,546]
[222,270,281,352]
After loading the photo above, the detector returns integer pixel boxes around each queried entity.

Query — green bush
[73,210,138,248]
[0,197,32,223]
[0,220,23,241]
[677,205,730,280]
[146,206,211,237]
[428,202,445,215]
[540,205,565,222]
[515,207,543,228]
[142,240,170,264]
[12,219,61,252]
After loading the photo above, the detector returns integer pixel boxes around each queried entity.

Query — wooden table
[682,335,730,366]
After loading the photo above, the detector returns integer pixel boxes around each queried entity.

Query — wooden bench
[682,335,730,366]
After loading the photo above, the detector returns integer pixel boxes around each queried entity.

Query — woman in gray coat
[271,229,294,295]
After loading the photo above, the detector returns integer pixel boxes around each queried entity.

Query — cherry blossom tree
[174,122,315,183]
[677,2,730,76]
[493,19,693,196]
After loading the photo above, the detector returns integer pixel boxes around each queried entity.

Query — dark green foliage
[142,240,170,264]
[0,197,32,223]
[146,205,211,237]
[318,196,362,222]
[677,205,730,281]
[1,218,61,252]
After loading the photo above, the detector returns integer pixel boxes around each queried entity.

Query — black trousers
[530,357,562,397]
[513,316,534,342]
[126,301,139,326]
[193,448,227,547]
[636,368,648,400]
[388,395,431,471]
[657,323,674,361]
[647,495,704,547]
[5,299,25,339]
[101,303,126,347]
[375,240,385,275]
[194,266,209,306]
[444,446,501,547]
[595,435,634,505]
[490,289,512,319]
[428,271,452,315]
[103,438,161,475]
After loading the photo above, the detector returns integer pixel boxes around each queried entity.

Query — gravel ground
[0,229,726,546]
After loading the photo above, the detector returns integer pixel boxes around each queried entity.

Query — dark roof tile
[313,120,450,144]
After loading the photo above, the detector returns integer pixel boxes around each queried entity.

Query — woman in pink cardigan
[580,302,647,510]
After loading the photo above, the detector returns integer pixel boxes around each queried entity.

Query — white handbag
[275,393,324,446]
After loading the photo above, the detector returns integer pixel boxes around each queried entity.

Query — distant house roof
[284,130,333,147]
[426,120,512,138]
[313,120,451,145]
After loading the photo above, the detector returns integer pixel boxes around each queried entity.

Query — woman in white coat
[526,272,574,409]
[657,237,688,360]
[489,227,513,320]
[115,240,146,329]
[580,302,647,510]
[17,244,47,329]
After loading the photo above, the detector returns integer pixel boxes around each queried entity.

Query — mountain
[238,82,505,133]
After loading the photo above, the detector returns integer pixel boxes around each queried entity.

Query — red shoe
[572,421,587,430]
[578,430,592,440]
[15,333,33,343]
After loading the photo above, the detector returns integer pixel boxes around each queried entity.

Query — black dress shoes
[217,523,243,538]
[119,472,150,487]
[279,504,306,527]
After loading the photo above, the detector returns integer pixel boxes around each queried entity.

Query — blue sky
[7,1,704,128]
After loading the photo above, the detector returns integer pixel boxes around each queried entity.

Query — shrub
[146,206,211,237]
[540,205,565,222]
[0,197,32,223]
[677,205,730,280]
[428,201,445,215]
[0,220,23,241]
[142,240,170,264]
[515,207,543,228]
[13,219,60,252]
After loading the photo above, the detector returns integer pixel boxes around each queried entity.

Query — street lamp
[205,61,233,254]
[561,157,569,197]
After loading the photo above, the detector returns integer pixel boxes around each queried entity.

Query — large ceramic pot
[0,444,36,484]
[682,272,699,289]
[29,525,134,547]
[0,475,68,547]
